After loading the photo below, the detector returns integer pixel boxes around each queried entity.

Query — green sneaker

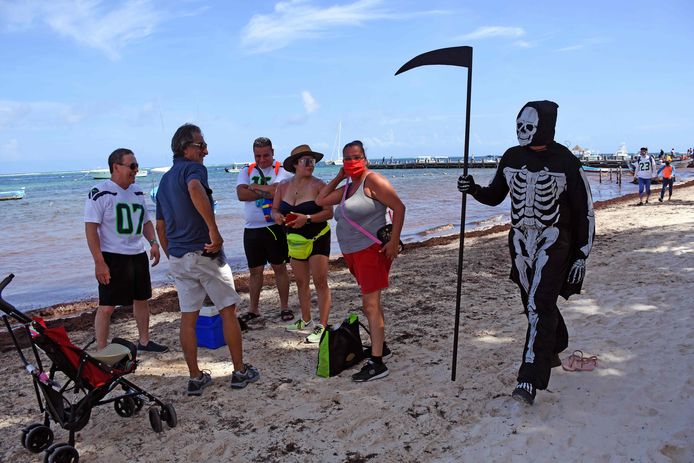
[286,318,313,332]
[305,324,325,343]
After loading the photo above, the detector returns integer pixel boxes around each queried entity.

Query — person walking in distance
[657,156,676,202]
[634,147,657,205]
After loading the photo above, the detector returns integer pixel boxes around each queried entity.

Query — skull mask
[516,106,539,146]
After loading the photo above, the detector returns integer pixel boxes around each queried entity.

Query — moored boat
[0,188,25,201]
[224,163,246,173]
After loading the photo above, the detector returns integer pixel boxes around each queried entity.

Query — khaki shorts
[169,251,241,313]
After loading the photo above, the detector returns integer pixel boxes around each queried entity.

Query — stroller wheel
[21,423,42,448]
[114,397,136,418]
[148,407,163,433]
[133,396,144,413]
[24,425,54,453]
[160,403,178,428]
[44,443,79,463]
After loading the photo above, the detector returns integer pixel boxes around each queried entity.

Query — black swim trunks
[98,252,152,306]
[243,224,288,268]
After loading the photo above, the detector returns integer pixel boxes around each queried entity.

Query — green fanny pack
[287,224,330,260]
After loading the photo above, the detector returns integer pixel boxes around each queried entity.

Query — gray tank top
[335,175,387,254]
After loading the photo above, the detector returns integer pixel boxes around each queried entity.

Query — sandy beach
[1,182,693,463]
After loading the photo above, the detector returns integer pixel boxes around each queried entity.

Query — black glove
[457,174,478,195]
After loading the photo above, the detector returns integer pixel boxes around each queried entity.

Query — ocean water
[1,164,690,311]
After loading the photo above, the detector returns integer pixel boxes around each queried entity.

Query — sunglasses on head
[118,162,139,170]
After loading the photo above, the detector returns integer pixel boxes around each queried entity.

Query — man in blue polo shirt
[155,123,259,396]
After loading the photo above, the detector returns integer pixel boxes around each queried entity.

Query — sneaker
[658,197,663,202]
[137,340,169,353]
[305,324,325,343]
[352,360,389,382]
[363,343,393,360]
[636,202,643,206]
[286,318,313,332]
[511,381,536,405]
[230,364,260,389]
[187,371,212,396]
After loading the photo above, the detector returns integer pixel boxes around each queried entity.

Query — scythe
[395,46,473,381]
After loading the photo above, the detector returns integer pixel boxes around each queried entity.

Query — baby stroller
[0,274,177,463]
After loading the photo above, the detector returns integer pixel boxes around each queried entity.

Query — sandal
[238,312,261,324]
[562,350,598,372]
[280,310,295,321]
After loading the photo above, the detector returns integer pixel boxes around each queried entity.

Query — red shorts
[342,243,392,295]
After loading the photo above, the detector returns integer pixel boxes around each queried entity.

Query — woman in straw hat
[272,145,334,343]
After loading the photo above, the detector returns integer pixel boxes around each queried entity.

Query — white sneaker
[305,324,325,343]
[286,318,313,332]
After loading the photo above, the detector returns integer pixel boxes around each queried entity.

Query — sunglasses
[298,158,316,167]
[118,162,139,170]
[189,142,208,150]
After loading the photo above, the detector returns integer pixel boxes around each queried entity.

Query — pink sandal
[562,350,598,372]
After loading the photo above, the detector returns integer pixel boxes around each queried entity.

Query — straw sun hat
[283,144,324,173]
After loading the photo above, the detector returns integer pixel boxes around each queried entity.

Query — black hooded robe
[472,101,595,390]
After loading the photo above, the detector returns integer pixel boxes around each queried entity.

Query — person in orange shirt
[657,157,676,202]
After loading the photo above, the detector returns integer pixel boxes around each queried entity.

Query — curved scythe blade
[395,46,472,75]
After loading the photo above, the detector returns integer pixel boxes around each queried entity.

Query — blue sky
[0,0,692,174]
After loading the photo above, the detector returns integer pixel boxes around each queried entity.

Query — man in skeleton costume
[458,101,595,405]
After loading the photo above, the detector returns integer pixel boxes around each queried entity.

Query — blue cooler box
[196,307,225,349]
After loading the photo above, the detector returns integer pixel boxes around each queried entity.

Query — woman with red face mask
[316,140,405,382]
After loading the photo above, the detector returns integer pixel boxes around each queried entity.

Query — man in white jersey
[633,147,657,205]
[235,137,293,324]
[84,148,168,353]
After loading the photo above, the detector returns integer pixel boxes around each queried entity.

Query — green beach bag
[316,313,366,378]
[286,223,330,260]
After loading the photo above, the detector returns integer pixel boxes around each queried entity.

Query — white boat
[325,121,343,166]
[150,166,171,174]
[89,169,148,179]
[224,163,246,173]
[613,143,629,161]
[0,187,25,201]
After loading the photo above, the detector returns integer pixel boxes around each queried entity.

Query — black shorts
[98,252,152,306]
[290,229,331,262]
[243,224,289,268]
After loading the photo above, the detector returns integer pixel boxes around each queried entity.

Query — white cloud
[459,26,525,40]
[557,44,583,52]
[363,129,399,148]
[0,99,134,129]
[0,0,169,60]
[302,91,319,114]
[513,40,534,48]
[241,0,445,53]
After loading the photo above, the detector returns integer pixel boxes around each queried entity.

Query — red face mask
[343,159,366,179]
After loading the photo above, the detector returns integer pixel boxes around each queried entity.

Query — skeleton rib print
[505,167,567,230]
